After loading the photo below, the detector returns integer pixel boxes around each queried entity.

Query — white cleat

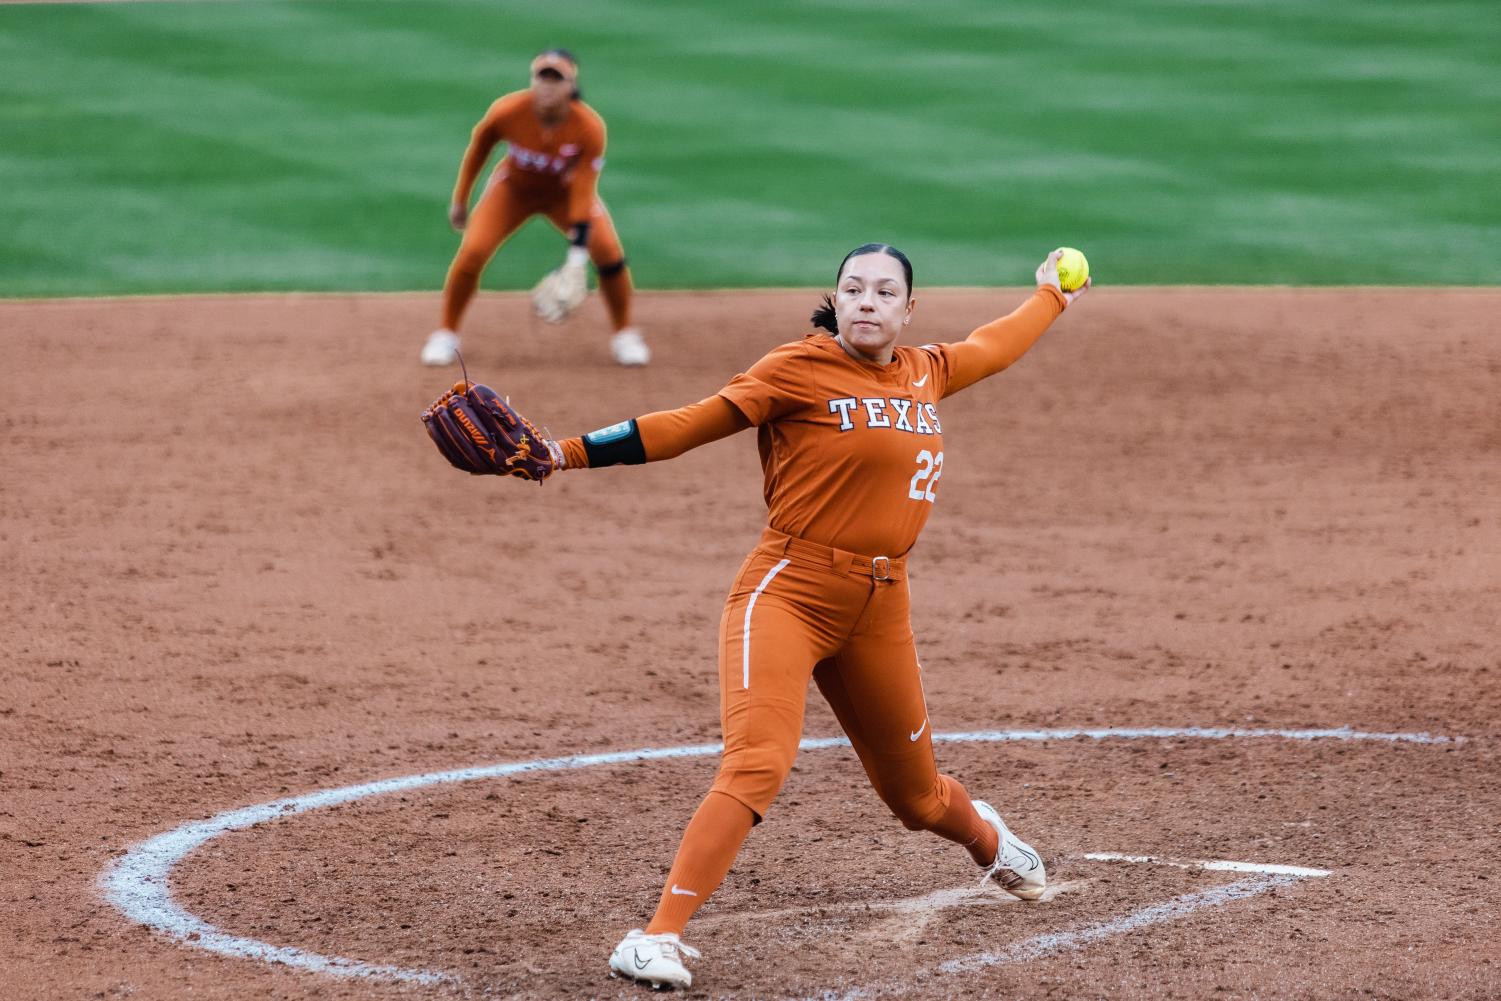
[610,327,651,367]
[420,328,460,366]
[608,928,700,990]
[973,799,1046,901]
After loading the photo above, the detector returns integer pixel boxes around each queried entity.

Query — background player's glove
[421,381,560,482]
[531,246,589,323]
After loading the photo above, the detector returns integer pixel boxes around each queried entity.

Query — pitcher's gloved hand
[421,381,561,482]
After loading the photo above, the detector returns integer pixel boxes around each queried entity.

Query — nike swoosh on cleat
[910,719,928,742]
[632,950,651,970]
[670,884,698,896]
[912,373,930,387]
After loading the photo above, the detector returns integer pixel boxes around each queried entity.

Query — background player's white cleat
[420,329,460,366]
[610,327,651,367]
[973,799,1046,901]
[609,928,700,989]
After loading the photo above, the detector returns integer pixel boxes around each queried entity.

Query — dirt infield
[3,288,1499,1000]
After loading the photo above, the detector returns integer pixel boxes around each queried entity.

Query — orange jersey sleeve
[557,396,748,469]
[716,341,819,425]
[559,436,589,470]
[923,286,1066,398]
[639,395,747,459]
[451,92,526,208]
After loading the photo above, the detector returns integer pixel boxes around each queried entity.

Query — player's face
[531,69,573,114]
[834,254,915,364]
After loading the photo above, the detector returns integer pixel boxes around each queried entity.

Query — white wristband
[566,246,589,267]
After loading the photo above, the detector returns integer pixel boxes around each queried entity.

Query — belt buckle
[871,556,891,581]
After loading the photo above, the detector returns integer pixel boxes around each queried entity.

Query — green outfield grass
[1,0,1497,295]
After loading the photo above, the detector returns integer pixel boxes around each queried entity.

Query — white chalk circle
[100,726,1458,990]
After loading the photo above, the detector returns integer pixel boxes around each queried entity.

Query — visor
[530,53,578,82]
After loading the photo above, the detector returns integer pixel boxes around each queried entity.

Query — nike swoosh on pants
[671,884,698,896]
[910,719,928,741]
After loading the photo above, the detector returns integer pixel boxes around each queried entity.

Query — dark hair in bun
[810,243,913,334]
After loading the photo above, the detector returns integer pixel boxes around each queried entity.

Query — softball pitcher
[420,48,650,369]
[422,244,1091,990]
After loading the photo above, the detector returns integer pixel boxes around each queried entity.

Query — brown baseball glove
[421,381,557,482]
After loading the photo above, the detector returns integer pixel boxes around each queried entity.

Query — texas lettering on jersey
[717,333,956,556]
[508,143,575,175]
[508,142,605,178]
[826,396,943,435]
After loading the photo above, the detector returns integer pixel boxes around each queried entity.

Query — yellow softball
[1056,247,1089,293]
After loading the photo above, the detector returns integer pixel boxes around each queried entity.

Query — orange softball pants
[645,529,998,935]
[441,176,632,333]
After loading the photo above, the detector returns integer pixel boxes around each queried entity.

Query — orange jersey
[721,287,1068,555]
[451,90,606,224]
[559,286,1066,557]
[716,335,950,556]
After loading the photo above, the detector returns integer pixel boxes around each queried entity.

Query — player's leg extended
[643,555,845,936]
[814,580,996,864]
[441,180,532,332]
[819,580,1046,898]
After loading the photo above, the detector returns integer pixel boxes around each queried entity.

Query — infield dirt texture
[4,289,1500,998]
[3,0,1501,998]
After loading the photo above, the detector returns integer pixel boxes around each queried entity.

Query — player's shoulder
[897,339,946,357]
[891,342,949,394]
[790,332,847,367]
[741,334,826,382]
[489,90,532,119]
[752,333,821,366]
[571,99,606,128]
[570,100,607,144]
[897,340,951,371]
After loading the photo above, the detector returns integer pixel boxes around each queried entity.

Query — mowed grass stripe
[1,0,1497,295]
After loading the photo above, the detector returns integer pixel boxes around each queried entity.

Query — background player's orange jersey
[451,90,606,224]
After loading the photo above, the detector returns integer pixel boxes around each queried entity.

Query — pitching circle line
[100,726,1457,987]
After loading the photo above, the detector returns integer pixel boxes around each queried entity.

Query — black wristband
[581,418,646,467]
[569,222,591,248]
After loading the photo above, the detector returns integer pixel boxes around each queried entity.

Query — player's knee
[713,747,795,818]
[452,245,491,276]
[596,257,628,278]
[884,788,946,832]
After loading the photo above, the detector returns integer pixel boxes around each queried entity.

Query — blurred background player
[420,49,649,368]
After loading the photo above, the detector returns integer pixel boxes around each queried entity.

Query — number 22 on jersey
[908,449,944,502]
